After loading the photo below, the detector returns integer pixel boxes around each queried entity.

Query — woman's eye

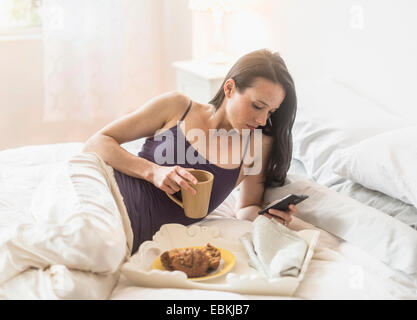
[252,103,262,110]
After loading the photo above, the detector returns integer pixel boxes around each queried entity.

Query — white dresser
[172,59,234,104]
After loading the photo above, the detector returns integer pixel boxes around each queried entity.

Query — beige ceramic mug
[165,169,214,219]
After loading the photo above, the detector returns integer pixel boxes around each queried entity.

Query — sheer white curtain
[42,0,165,122]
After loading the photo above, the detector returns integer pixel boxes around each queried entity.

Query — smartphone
[258,194,309,215]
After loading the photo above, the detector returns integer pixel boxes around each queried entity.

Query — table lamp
[188,0,236,64]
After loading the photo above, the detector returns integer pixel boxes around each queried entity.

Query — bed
[1,81,417,300]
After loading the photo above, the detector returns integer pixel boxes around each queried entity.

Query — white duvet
[0,142,416,300]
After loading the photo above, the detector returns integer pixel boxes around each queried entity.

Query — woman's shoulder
[150,91,190,125]
[158,91,190,114]
[170,92,210,115]
[160,91,210,125]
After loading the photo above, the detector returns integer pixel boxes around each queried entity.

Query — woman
[0,49,297,286]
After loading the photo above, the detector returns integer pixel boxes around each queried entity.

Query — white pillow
[263,179,417,275]
[329,179,417,229]
[332,126,417,209]
[293,79,413,186]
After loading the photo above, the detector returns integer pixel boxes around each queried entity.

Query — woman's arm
[83,134,156,181]
[235,133,272,221]
[82,91,189,182]
[235,133,297,224]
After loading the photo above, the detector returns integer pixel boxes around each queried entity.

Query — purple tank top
[114,100,251,254]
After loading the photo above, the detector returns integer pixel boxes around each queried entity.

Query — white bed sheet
[0,142,416,300]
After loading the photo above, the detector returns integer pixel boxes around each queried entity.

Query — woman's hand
[151,165,198,195]
[264,204,297,226]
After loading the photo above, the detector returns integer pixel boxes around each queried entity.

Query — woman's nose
[255,112,269,126]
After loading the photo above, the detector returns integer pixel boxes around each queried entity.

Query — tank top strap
[240,131,252,166]
[180,99,193,121]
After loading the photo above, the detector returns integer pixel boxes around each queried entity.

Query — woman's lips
[246,124,257,130]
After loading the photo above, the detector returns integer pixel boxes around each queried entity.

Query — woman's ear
[223,79,235,98]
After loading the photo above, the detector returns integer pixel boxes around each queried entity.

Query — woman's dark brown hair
[209,49,297,187]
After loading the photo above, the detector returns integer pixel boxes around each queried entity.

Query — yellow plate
[152,246,236,282]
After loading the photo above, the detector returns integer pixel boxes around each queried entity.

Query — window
[0,0,42,33]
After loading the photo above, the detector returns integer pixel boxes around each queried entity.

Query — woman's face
[224,77,286,133]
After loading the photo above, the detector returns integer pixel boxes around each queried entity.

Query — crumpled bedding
[1,142,416,299]
[0,144,129,299]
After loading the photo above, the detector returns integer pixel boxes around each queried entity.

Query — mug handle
[165,192,184,208]
[164,168,196,208]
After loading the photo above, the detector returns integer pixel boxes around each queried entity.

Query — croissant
[160,243,221,278]
[201,243,221,270]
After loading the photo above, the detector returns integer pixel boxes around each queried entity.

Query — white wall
[192,0,289,60]
[0,37,45,149]
[2,0,416,150]
[273,0,417,119]
[0,37,118,149]
[192,0,417,119]
[0,0,192,150]
[162,0,193,91]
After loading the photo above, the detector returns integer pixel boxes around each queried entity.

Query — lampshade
[188,0,249,64]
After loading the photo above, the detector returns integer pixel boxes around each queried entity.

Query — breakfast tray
[121,222,319,296]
